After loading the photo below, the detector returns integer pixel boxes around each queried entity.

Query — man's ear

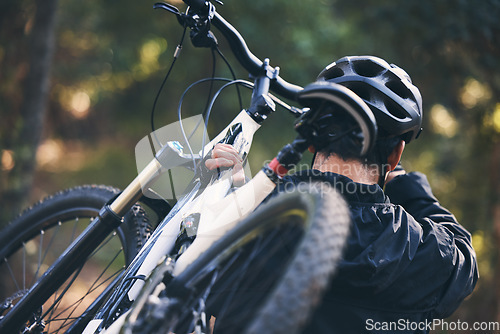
[387,140,405,171]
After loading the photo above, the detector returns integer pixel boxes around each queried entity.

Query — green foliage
[1,0,500,325]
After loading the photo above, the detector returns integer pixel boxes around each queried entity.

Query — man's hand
[205,143,246,186]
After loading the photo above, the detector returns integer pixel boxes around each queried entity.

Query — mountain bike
[0,1,378,333]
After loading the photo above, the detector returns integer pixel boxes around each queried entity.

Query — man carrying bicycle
[206,55,478,333]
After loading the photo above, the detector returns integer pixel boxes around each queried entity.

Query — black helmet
[317,56,423,143]
[296,81,377,157]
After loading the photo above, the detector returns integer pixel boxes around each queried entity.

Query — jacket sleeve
[384,172,479,318]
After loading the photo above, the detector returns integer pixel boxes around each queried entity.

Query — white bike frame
[83,108,278,333]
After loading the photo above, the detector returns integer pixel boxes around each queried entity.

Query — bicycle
[0,1,378,333]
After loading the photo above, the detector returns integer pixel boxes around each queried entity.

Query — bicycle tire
[128,182,350,334]
[0,185,152,334]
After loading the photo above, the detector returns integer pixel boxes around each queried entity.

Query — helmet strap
[376,145,388,189]
[311,151,318,169]
[378,164,387,189]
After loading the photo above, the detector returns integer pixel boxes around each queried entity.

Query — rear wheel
[0,185,153,334]
[128,182,350,334]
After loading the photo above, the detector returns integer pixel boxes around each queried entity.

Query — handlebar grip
[183,0,206,10]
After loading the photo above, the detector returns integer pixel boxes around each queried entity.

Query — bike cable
[201,47,218,122]
[215,45,243,111]
[176,77,254,171]
[149,22,188,149]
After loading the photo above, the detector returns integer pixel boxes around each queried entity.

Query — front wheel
[128,182,351,334]
[0,185,153,334]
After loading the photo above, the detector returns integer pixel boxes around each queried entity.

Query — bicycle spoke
[210,225,301,326]
[46,285,65,334]
[3,257,20,292]
[213,238,265,321]
[86,250,124,295]
[57,268,124,333]
[52,252,123,329]
[89,231,119,258]
[33,230,45,285]
[41,266,83,326]
[46,279,73,333]
[40,221,62,270]
[70,217,80,242]
[30,218,117,330]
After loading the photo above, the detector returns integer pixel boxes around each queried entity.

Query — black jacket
[278,170,478,334]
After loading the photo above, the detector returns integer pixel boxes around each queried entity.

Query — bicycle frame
[82,55,312,333]
[83,113,277,334]
[0,2,314,333]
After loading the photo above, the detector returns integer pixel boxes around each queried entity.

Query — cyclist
[206,56,478,333]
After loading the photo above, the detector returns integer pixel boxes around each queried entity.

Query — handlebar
[211,12,303,101]
[165,0,303,101]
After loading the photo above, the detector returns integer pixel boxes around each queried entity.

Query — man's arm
[385,171,479,318]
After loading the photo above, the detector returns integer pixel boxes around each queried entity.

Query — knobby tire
[128,182,350,334]
[0,185,152,334]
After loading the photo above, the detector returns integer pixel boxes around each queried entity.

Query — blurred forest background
[1,0,499,330]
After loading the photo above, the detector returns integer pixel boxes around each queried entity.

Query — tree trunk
[0,0,58,227]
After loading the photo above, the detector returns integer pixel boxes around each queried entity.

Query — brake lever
[153,2,181,16]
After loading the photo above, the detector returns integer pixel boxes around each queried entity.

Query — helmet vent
[385,80,412,100]
[324,67,344,80]
[352,59,385,77]
[384,98,409,120]
[345,82,372,101]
